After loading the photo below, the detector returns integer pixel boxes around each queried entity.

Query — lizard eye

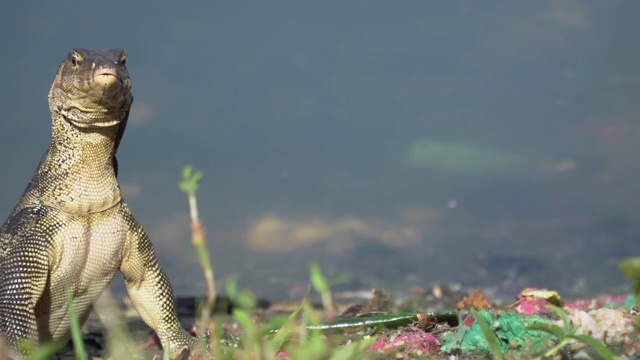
[70,53,82,67]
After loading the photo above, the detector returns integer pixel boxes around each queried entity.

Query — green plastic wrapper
[440,310,553,355]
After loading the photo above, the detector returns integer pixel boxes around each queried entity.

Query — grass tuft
[528,304,614,360]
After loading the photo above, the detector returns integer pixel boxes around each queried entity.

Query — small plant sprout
[179,165,216,353]
[528,304,614,359]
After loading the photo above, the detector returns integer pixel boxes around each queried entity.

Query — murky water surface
[1,2,638,300]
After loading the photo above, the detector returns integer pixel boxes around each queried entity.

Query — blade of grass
[570,334,614,360]
[526,322,566,340]
[527,322,569,359]
[24,341,64,360]
[470,308,503,360]
[310,263,334,320]
[544,339,570,358]
[65,286,87,360]
[269,286,311,350]
[162,340,170,360]
[226,277,257,310]
[179,166,215,311]
[545,304,574,333]
[233,309,258,342]
[180,165,217,353]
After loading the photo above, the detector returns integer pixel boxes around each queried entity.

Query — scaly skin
[0,49,195,359]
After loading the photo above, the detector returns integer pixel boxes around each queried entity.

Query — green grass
[179,165,217,354]
[470,308,503,360]
[527,304,614,359]
[65,286,87,360]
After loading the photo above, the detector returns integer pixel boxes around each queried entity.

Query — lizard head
[49,48,133,128]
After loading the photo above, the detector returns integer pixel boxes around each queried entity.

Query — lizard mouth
[94,67,119,86]
[63,112,121,128]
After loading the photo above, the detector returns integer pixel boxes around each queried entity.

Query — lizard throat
[61,111,121,128]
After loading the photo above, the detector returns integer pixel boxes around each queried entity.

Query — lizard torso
[0,49,194,359]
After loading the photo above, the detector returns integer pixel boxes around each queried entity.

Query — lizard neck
[29,111,122,214]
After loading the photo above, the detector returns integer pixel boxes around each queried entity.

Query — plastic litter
[440,309,553,354]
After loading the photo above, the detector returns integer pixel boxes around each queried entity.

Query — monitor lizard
[0,49,195,359]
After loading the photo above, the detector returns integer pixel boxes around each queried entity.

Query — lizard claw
[177,346,190,360]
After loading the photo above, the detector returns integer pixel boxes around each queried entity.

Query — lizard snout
[94,66,119,87]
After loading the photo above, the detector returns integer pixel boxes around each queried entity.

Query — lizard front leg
[120,211,195,359]
[0,241,49,357]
